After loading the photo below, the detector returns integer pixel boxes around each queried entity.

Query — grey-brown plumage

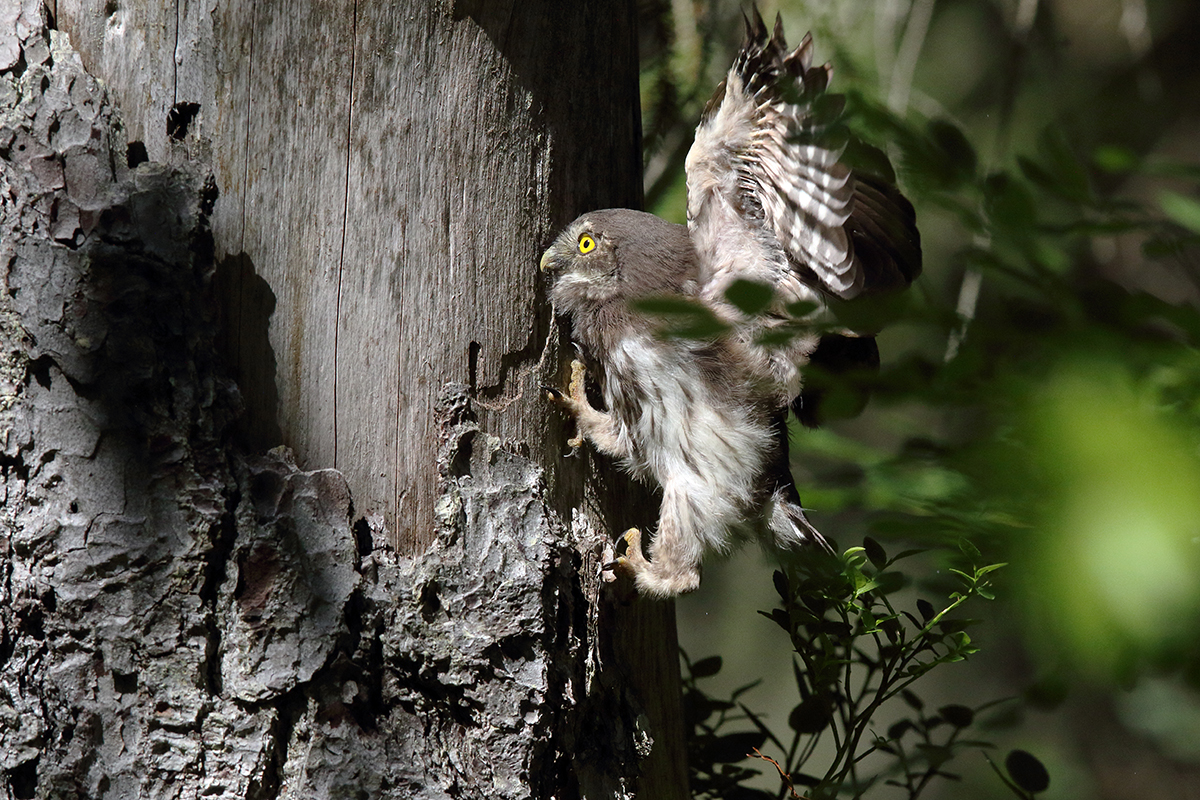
[540,13,920,597]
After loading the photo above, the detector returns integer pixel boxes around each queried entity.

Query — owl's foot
[604,528,701,597]
[543,387,584,450]
[605,528,650,578]
[543,359,594,450]
[544,359,629,459]
[567,358,588,404]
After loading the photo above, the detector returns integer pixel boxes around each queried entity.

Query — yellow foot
[603,528,648,578]
[568,359,588,404]
[603,528,701,597]
[543,359,592,452]
[543,360,590,410]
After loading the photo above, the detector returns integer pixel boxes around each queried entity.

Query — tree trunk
[1,2,687,798]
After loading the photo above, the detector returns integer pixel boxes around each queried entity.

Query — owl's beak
[539,247,557,272]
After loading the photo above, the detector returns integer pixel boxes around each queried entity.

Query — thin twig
[751,748,806,800]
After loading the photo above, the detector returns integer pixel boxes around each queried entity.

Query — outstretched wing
[685,11,920,309]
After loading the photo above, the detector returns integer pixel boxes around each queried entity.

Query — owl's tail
[764,410,835,554]
[768,485,835,554]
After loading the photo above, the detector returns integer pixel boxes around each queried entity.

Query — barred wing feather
[686,11,920,307]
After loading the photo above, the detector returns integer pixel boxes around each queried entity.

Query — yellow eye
[578,234,596,254]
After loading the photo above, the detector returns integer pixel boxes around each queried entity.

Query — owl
[540,12,920,597]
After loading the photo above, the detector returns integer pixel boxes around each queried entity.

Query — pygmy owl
[541,12,921,597]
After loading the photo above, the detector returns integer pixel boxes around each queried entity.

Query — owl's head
[540,209,697,316]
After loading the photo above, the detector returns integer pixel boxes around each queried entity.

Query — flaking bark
[2,4,686,799]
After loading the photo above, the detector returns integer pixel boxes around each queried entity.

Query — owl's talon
[545,362,591,413]
[545,380,580,416]
[604,554,634,580]
[603,528,650,589]
[606,528,646,573]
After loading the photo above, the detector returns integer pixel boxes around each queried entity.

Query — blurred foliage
[641,0,1200,797]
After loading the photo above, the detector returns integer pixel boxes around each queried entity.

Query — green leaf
[724,279,774,315]
[984,172,1036,231]
[785,300,820,318]
[1017,156,1060,194]
[1093,145,1138,173]
[691,655,723,678]
[926,119,977,188]
[754,327,800,347]
[801,592,829,616]
[863,536,888,568]
[1024,676,1068,710]
[631,295,704,315]
[937,618,972,634]
[1005,749,1050,793]
[758,608,791,632]
[817,618,853,638]
[917,598,935,622]
[956,739,998,749]
[844,546,868,572]
[630,295,730,339]
[1160,191,1200,234]
[1143,233,1200,258]
[854,578,882,597]
[841,135,898,183]
[1026,127,1093,204]
[772,570,790,602]
[664,320,730,339]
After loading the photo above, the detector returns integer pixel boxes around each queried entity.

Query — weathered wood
[55,0,647,549]
[47,0,177,162]
[6,1,689,797]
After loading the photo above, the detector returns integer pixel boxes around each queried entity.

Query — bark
[1,3,687,799]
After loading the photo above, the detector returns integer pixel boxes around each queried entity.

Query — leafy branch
[684,539,1019,800]
[770,539,1003,798]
